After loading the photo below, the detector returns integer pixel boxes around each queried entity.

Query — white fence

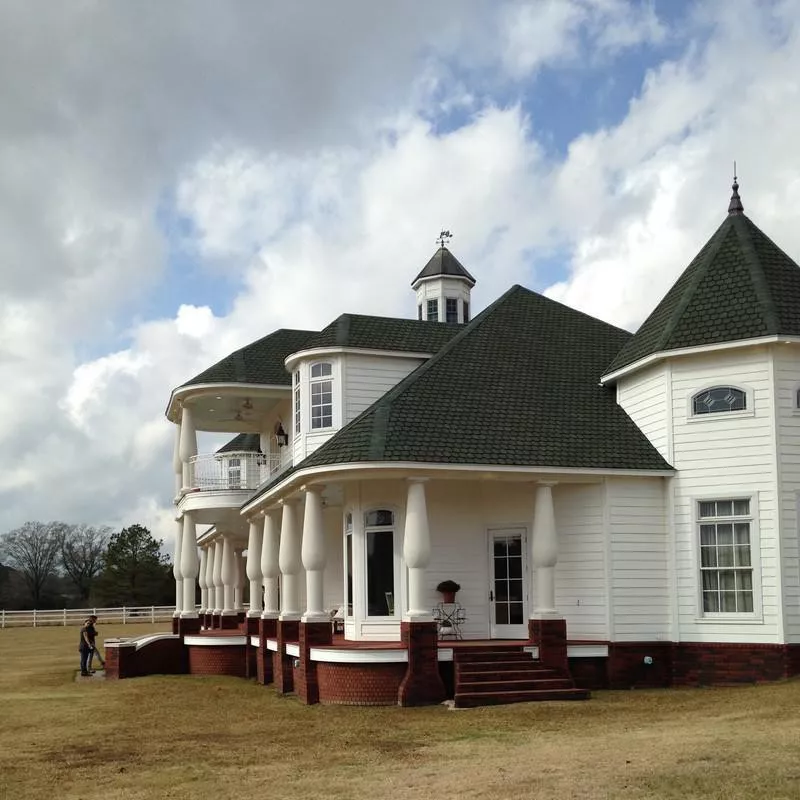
[0,605,176,628]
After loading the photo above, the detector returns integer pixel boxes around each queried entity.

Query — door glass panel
[492,534,524,628]
[509,602,524,625]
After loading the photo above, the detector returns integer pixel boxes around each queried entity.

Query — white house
[107,180,800,706]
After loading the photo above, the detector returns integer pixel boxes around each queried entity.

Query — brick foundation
[607,642,673,689]
[568,657,608,690]
[318,662,407,705]
[673,643,791,686]
[176,616,201,637]
[398,621,445,706]
[296,621,332,704]
[257,617,277,685]
[529,618,568,672]
[171,616,179,635]
[274,619,300,694]
[106,636,185,680]
[187,644,247,677]
[220,614,239,630]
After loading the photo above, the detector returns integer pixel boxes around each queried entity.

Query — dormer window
[310,362,333,429]
[692,386,747,415]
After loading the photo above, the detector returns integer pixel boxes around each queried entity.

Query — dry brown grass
[1,625,800,799]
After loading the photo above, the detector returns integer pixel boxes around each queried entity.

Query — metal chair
[433,602,466,640]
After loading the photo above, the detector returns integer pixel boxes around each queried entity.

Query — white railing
[187,450,292,492]
[0,605,178,628]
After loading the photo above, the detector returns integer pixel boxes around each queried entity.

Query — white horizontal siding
[774,346,800,641]
[669,348,780,643]
[616,365,669,460]
[608,477,670,642]
[343,354,424,423]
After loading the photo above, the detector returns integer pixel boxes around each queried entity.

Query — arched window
[692,386,747,415]
[365,509,395,617]
[310,362,333,429]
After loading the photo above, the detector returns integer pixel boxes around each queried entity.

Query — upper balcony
[186,450,292,493]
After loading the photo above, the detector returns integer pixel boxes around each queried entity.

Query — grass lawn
[1,625,800,799]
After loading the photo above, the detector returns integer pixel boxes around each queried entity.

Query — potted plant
[436,579,461,604]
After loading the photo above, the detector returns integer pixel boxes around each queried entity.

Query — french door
[488,528,529,638]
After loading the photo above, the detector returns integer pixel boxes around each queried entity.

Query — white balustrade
[186,451,293,492]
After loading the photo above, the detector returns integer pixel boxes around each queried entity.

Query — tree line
[0,522,175,609]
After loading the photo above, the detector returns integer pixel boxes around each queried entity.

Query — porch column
[220,533,237,627]
[258,511,280,686]
[398,478,444,706]
[212,538,224,623]
[301,486,327,622]
[203,540,215,628]
[178,404,197,492]
[279,499,302,620]
[179,512,200,634]
[234,548,246,617]
[276,498,301,694]
[172,518,183,633]
[198,546,208,619]
[403,478,432,621]
[528,481,567,672]
[246,519,264,618]
[172,423,183,497]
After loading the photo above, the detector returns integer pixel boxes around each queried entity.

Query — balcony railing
[187,451,292,492]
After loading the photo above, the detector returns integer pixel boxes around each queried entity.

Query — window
[463,301,469,323]
[345,513,353,617]
[418,304,422,321]
[365,509,395,616]
[227,457,242,489]
[692,386,746,415]
[445,298,458,323]
[310,362,333,429]
[426,298,438,322]
[698,499,754,613]
[294,370,301,435]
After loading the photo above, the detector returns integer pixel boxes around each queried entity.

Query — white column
[204,541,215,615]
[179,404,197,491]
[246,518,264,617]
[221,534,236,616]
[531,482,560,618]
[301,486,327,622]
[261,512,280,618]
[403,478,432,621]
[172,518,183,617]
[278,499,302,620]
[234,549,246,612]
[172,423,183,497]
[212,539,224,614]
[180,512,199,617]
[198,546,208,615]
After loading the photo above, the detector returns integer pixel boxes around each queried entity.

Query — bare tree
[59,524,111,601]
[0,522,62,606]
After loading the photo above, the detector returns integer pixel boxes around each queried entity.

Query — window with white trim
[365,509,395,617]
[310,362,333,429]
[426,298,438,322]
[445,298,458,323]
[294,370,301,435]
[698,499,754,613]
[227,457,242,489]
[344,512,354,617]
[692,386,746,415]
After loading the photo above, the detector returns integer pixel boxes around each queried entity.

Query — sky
[2,0,800,546]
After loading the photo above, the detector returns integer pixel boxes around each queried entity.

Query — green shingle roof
[301,314,462,353]
[272,286,671,481]
[179,329,315,389]
[217,433,262,454]
[605,210,800,375]
[411,246,476,286]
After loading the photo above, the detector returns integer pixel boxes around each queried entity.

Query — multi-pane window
[426,298,438,322]
[294,370,301,435]
[445,298,458,323]
[365,509,395,616]
[699,499,754,613]
[227,457,242,489]
[310,362,333,429]
[463,301,469,323]
[345,513,353,617]
[692,386,746,415]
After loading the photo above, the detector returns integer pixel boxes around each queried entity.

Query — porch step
[451,644,589,708]
[454,687,590,708]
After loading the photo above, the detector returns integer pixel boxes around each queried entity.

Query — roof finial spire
[728,161,744,216]
[436,229,453,248]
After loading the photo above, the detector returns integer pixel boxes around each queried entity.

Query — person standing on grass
[78,617,94,676]
[85,615,105,672]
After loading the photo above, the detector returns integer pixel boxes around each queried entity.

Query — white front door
[488,528,529,639]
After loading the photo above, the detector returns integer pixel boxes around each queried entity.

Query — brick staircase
[453,644,589,708]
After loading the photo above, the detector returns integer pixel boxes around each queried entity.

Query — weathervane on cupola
[436,229,453,248]
[728,161,744,216]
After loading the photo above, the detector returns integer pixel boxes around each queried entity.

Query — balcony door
[488,528,529,639]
